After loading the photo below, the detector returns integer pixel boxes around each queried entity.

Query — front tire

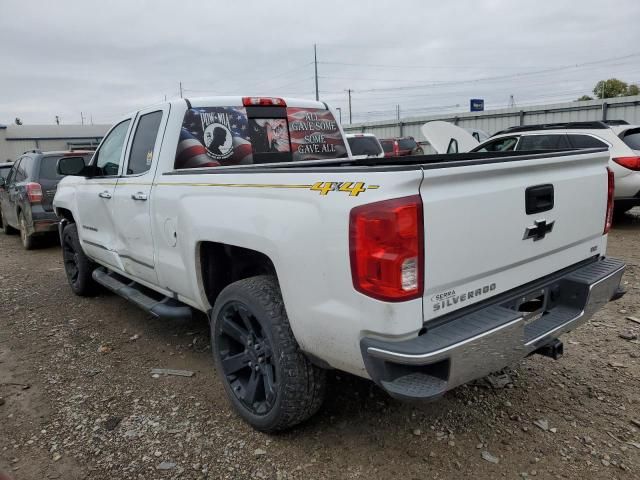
[18,211,35,250]
[211,276,326,432]
[62,223,98,296]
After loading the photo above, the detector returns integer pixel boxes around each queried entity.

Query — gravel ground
[1,215,640,480]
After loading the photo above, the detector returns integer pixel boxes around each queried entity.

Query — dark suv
[379,137,424,157]
[0,150,92,249]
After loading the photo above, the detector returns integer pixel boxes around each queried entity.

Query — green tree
[576,95,593,101]
[628,84,640,96]
[593,78,632,99]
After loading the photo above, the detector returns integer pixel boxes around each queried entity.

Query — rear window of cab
[175,106,347,169]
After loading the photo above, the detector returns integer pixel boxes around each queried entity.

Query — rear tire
[18,211,35,250]
[210,275,326,432]
[62,223,98,296]
[1,210,17,235]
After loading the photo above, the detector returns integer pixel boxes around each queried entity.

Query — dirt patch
[1,216,639,479]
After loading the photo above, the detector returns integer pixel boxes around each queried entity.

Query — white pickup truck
[53,96,625,432]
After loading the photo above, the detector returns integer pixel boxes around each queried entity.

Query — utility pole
[396,104,400,121]
[314,44,319,101]
[80,112,85,125]
[336,107,342,123]
[347,89,352,124]
[179,81,183,99]
[55,115,60,125]
[509,94,516,108]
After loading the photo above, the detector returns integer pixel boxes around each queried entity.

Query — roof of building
[4,124,109,140]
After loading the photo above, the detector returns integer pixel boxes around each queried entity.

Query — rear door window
[347,136,382,156]
[517,134,570,150]
[473,136,519,152]
[381,140,394,153]
[126,110,163,175]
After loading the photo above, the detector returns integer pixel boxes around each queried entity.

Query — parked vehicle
[0,150,92,249]
[54,96,623,432]
[422,120,640,214]
[473,122,640,213]
[380,136,424,157]
[345,133,384,158]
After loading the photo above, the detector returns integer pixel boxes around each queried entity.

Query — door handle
[131,192,148,201]
[98,191,112,199]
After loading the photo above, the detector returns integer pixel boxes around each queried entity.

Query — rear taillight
[604,167,614,234]
[393,142,400,156]
[613,156,640,170]
[242,97,286,107]
[26,182,43,203]
[349,195,424,302]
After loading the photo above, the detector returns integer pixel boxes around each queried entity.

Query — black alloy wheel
[217,300,277,415]
[62,233,80,285]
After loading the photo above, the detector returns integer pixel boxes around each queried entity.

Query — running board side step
[92,267,192,321]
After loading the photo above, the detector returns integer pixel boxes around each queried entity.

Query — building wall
[343,95,640,141]
[0,137,102,162]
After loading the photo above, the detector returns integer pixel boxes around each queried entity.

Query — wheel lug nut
[254,365,260,372]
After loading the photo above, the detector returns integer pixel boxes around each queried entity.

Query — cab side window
[93,120,131,176]
[126,111,163,175]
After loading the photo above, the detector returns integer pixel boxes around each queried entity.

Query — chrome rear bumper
[361,257,625,401]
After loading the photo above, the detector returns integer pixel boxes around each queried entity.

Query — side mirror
[57,156,87,176]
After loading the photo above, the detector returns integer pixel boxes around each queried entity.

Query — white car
[421,120,640,213]
[345,133,385,158]
[470,122,640,213]
[53,96,624,432]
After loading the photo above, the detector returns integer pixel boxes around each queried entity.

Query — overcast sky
[1,0,639,126]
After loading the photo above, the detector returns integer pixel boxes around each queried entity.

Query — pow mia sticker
[200,111,233,160]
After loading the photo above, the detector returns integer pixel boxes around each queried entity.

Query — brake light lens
[393,141,400,156]
[26,182,43,203]
[242,97,286,107]
[613,156,640,170]
[604,167,614,234]
[349,195,424,301]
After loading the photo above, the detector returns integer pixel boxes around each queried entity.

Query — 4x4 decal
[310,181,379,196]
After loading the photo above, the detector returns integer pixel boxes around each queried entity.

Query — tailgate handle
[525,184,554,214]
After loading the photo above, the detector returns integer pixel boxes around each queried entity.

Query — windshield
[347,136,382,156]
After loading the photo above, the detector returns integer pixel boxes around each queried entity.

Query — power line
[338,52,640,94]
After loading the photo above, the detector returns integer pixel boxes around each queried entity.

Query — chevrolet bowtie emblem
[523,219,555,241]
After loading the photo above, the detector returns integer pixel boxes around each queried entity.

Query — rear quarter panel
[151,167,424,377]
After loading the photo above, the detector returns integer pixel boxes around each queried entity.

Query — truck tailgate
[421,150,610,321]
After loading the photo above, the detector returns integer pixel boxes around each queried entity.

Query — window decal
[176,107,253,169]
[287,108,347,161]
